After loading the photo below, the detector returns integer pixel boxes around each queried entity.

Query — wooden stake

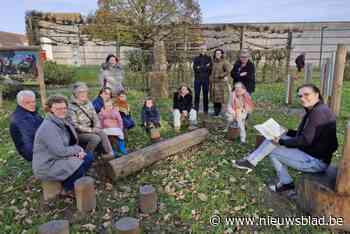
[330,44,347,115]
[74,176,96,213]
[336,122,350,195]
[38,220,69,234]
[113,217,140,234]
[139,185,157,214]
[36,52,47,111]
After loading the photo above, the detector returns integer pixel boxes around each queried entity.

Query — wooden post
[74,176,96,213]
[0,86,3,110]
[41,181,62,201]
[112,217,140,234]
[139,185,157,213]
[285,32,293,104]
[304,63,313,84]
[38,220,69,234]
[107,128,208,179]
[330,44,347,115]
[240,26,245,50]
[286,74,293,105]
[336,122,350,195]
[36,52,47,111]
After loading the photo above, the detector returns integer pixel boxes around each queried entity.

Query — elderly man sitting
[9,90,43,161]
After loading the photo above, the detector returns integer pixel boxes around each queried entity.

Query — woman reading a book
[232,84,338,193]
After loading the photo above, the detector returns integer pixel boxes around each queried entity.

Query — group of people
[9,49,339,195]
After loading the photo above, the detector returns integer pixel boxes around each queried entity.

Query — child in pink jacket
[99,100,127,156]
[226,82,254,143]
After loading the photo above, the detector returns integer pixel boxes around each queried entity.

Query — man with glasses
[10,90,43,161]
[231,49,256,94]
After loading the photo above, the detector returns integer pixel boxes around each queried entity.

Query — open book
[254,118,287,140]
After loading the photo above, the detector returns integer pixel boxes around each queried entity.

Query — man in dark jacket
[10,90,43,161]
[295,53,305,72]
[232,84,337,193]
[193,46,212,114]
[173,84,197,132]
[231,49,256,94]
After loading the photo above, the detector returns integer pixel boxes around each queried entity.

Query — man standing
[231,49,256,94]
[10,90,43,161]
[295,52,305,72]
[193,45,212,114]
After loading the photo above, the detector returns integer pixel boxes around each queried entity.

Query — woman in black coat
[231,49,256,94]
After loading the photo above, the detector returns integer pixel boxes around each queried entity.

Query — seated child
[173,84,197,132]
[99,100,127,156]
[115,90,135,131]
[141,97,161,133]
[226,82,254,143]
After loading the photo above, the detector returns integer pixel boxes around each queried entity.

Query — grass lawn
[0,77,349,233]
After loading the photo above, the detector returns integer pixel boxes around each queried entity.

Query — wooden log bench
[297,122,350,231]
[106,128,209,180]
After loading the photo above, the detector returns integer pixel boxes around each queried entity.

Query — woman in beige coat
[210,49,230,116]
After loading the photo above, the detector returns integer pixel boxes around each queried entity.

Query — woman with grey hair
[231,49,256,94]
[67,82,114,158]
[99,54,125,96]
[33,95,94,195]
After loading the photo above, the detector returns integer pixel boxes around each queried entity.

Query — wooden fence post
[285,31,293,105]
[330,44,347,115]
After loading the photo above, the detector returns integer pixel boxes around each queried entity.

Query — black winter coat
[279,102,338,165]
[173,91,193,113]
[9,105,43,161]
[193,54,212,80]
[231,60,256,93]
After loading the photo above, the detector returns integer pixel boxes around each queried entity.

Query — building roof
[0,31,28,47]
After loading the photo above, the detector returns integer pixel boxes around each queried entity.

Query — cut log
[112,217,140,234]
[107,128,208,179]
[41,181,62,201]
[297,166,350,231]
[336,121,350,195]
[74,176,96,213]
[139,185,157,214]
[38,220,69,234]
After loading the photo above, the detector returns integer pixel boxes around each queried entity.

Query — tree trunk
[107,128,209,179]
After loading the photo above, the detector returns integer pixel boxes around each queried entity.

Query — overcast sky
[1,0,350,34]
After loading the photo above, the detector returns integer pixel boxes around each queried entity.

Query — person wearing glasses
[231,49,256,94]
[33,95,94,197]
[232,84,338,193]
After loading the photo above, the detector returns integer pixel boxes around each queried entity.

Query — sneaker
[231,159,255,174]
[268,182,295,193]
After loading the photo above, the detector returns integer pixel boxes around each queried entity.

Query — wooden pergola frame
[0,46,47,109]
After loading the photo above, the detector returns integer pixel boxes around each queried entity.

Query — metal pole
[319,26,328,68]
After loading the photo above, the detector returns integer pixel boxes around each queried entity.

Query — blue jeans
[246,137,328,184]
[63,152,95,191]
[194,79,209,113]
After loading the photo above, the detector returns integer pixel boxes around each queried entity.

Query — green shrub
[43,61,76,85]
